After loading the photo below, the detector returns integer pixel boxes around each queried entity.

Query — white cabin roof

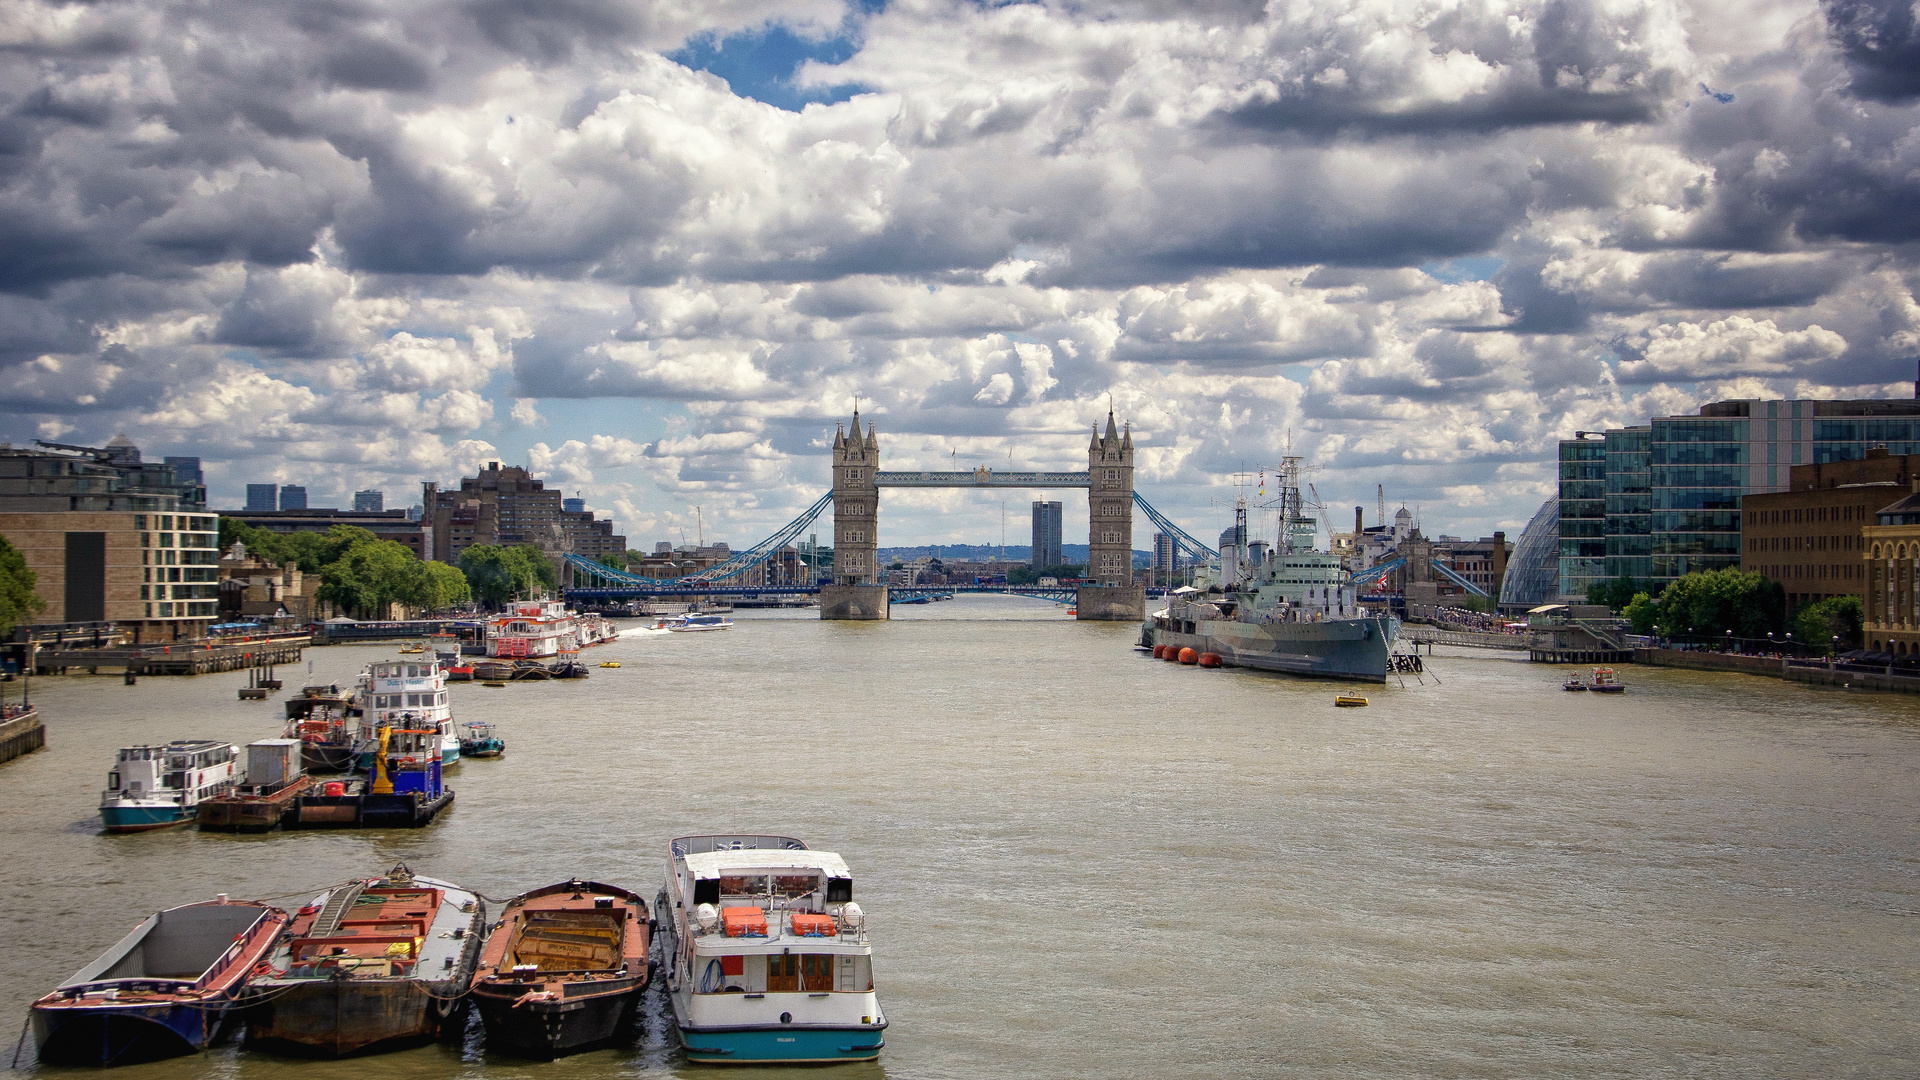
[683,850,852,879]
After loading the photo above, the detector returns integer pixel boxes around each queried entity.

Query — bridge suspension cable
[564,491,835,589]
[1131,492,1219,565]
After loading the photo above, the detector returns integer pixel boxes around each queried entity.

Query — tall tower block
[1079,409,1145,620]
[822,405,889,619]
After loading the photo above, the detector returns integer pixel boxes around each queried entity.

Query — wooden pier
[34,634,309,676]
[0,708,44,766]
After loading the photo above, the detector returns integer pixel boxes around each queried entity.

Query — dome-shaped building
[1497,498,1561,611]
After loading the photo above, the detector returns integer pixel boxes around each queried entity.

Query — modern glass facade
[1557,438,1606,600]
[1558,399,1920,598]
[1604,426,1651,583]
[1499,498,1560,609]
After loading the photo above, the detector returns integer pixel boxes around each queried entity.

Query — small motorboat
[469,879,651,1057]
[668,614,732,632]
[598,661,622,669]
[1333,693,1369,708]
[31,898,290,1065]
[480,680,506,688]
[459,721,505,758]
[397,644,425,655]
[1562,674,1589,691]
[1589,667,1626,693]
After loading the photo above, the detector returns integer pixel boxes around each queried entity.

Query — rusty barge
[469,879,652,1058]
[243,864,486,1057]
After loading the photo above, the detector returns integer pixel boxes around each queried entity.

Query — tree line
[1588,570,1862,651]
[221,519,557,619]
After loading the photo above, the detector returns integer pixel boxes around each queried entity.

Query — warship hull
[1147,614,1399,683]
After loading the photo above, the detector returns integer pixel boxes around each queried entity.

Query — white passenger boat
[485,600,581,658]
[656,835,885,1064]
[669,614,733,632]
[354,660,459,767]
[98,740,239,832]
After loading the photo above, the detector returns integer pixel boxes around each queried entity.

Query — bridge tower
[1079,410,1146,620]
[822,405,889,619]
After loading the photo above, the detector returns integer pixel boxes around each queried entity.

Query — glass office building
[1498,498,1561,610]
[1557,438,1605,600]
[1560,398,1920,597]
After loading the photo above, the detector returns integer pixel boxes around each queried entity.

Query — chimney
[1355,506,1364,536]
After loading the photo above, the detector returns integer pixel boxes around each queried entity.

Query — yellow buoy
[1334,693,1369,708]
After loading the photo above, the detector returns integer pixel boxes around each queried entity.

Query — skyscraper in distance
[353,489,384,512]
[245,483,277,511]
[279,485,307,510]
[1031,501,1063,569]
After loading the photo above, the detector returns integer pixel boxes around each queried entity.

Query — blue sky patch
[1420,256,1505,284]
[669,19,874,112]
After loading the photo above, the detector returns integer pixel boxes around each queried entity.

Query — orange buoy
[1178,647,1198,665]
[1151,645,1166,659]
[1162,647,1180,661]
[1199,652,1222,668]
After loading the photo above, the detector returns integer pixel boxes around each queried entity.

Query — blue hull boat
[679,1025,886,1063]
[31,900,290,1066]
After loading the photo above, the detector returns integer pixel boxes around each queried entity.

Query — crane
[1308,482,1336,539]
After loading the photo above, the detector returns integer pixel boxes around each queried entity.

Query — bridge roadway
[566,584,1170,605]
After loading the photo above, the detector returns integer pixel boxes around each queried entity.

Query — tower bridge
[562,405,1219,621]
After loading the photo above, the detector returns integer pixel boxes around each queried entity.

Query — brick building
[1740,448,1920,613]
[422,463,625,566]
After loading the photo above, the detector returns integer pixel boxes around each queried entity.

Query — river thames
[2,595,1917,1078]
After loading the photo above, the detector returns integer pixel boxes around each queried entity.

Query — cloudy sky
[3,0,1918,551]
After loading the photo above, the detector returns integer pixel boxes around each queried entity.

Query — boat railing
[672,834,809,856]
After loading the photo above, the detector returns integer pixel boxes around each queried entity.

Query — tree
[1585,576,1644,613]
[598,553,627,570]
[1792,595,1863,652]
[0,534,46,637]
[1624,591,1659,635]
[458,544,556,608]
[1649,568,1785,641]
[316,539,416,619]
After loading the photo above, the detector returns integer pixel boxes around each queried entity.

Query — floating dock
[285,787,455,829]
[34,635,308,676]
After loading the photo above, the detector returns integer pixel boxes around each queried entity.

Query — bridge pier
[1075,585,1145,621]
[820,584,890,620]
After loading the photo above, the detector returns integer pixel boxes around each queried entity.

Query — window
[1105,469,1118,480]
[801,954,834,992]
[768,954,799,992]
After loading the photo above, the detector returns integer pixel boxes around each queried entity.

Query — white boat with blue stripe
[98,741,238,833]
[656,835,885,1064]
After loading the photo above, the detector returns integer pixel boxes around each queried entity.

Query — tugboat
[31,898,289,1065]
[656,835,885,1063]
[285,685,357,773]
[98,741,239,832]
[550,660,590,680]
[243,863,486,1057]
[469,880,651,1057]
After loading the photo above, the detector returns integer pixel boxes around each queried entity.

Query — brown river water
[2,595,1918,1079]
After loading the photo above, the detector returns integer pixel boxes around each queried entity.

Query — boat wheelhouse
[285,684,357,773]
[98,740,238,832]
[32,899,290,1066]
[355,660,457,767]
[656,835,884,1064]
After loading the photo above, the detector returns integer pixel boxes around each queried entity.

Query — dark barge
[470,879,652,1057]
[243,864,486,1057]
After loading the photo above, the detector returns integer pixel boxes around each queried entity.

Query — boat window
[827,877,853,903]
[107,771,119,789]
[693,879,720,906]
[720,875,767,896]
[767,954,799,992]
[773,875,817,897]
[800,954,834,992]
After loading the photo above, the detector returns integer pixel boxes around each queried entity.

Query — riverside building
[0,439,218,636]
[1559,397,1920,599]
[1741,449,1920,615]
[422,463,625,565]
